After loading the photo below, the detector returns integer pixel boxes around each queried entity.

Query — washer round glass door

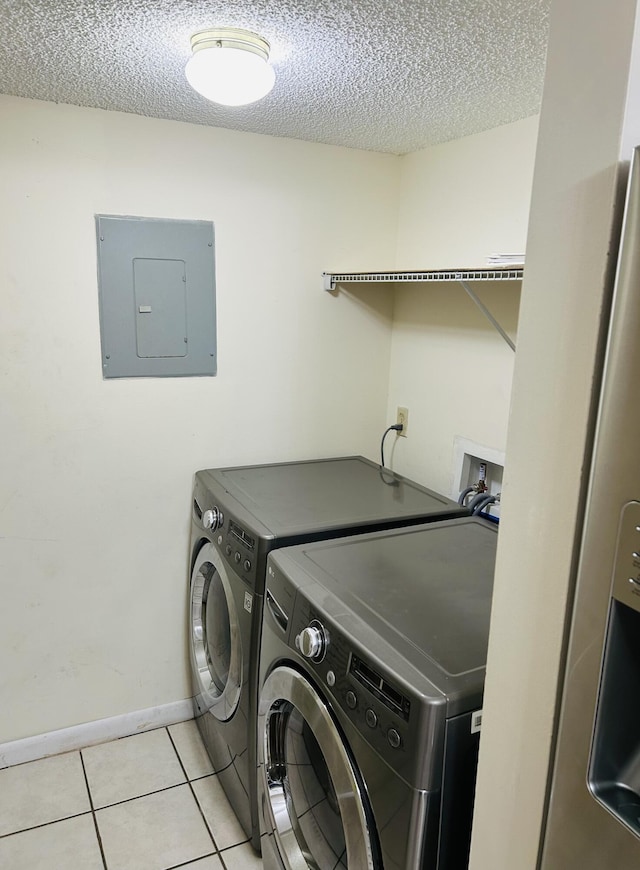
[190,542,242,721]
[260,665,377,869]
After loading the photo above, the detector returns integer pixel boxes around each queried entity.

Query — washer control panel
[290,591,416,766]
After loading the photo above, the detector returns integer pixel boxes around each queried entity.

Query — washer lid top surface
[277,518,497,683]
[202,456,464,537]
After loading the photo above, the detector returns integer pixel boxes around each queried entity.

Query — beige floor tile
[96,784,215,870]
[82,727,185,808]
[168,719,214,780]
[0,752,90,836]
[182,856,224,869]
[0,814,103,870]
[220,841,263,869]
[191,774,249,851]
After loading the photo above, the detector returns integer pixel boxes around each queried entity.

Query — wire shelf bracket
[322,268,522,352]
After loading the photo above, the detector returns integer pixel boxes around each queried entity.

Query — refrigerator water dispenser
[589,501,640,837]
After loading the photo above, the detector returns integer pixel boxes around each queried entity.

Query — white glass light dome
[185,28,276,107]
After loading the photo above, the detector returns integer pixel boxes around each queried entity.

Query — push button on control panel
[387,728,401,749]
[365,709,378,729]
[346,691,357,710]
[243,559,252,572]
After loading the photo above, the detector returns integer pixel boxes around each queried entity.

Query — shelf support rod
[458,280,516,352]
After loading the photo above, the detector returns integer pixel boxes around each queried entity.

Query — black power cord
[380,423,403,468]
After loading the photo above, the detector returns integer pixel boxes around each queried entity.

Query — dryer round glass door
[259,665,377,869]
[190,543,242,721]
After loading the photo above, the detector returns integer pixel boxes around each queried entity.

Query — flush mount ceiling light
[185,27,276,107]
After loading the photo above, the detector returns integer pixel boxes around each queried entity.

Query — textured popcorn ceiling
[0,0,550,154]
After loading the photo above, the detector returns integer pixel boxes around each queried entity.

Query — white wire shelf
[322,267,523,351]
[322,267,524,291]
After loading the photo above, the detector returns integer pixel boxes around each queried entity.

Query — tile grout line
[163,849,221,869]
[0,724,254,869]
[78,726,212,810]
[0,809,91,841]
[166,722,239,780]
[82,779,196,811]
[165,725,226,861]
[165,725,255,870]
[79,749,108,870]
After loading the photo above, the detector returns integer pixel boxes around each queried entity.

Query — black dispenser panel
[589,501,640,837]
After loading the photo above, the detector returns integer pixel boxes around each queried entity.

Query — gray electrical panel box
[96,215,216,378]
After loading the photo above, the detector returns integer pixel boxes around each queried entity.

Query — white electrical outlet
[396,406,409,437]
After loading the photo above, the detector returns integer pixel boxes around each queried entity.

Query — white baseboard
[0,699,194,769]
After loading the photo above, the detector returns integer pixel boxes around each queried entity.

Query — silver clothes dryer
[188,456,467,850]
[257,516,497,869]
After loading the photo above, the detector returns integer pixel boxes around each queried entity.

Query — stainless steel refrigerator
[541,146,640,867]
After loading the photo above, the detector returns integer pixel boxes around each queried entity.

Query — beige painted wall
[385,281,519,495]
[396,116,538,270]
[469,1,640,868]
[0,96,399,741]
[387,118,538,495]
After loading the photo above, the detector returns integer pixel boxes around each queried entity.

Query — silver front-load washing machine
[257,516,498,869]
[188,456,468,851]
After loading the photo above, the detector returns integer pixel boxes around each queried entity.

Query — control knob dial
[296,622,328,661]
[202,507,220,531]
